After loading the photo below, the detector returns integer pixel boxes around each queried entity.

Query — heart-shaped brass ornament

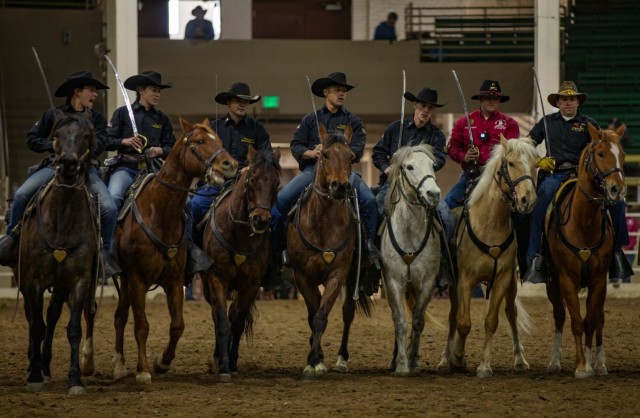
[322,251,335,264]
[167,247,178,259]
[578,249,591,261]
[234,254,247,266]
[53,249,67,263]
[489,246,501,258]
[403,253,416,265]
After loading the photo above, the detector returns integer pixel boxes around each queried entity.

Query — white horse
[437,136,537,378]
[381,145,442,376]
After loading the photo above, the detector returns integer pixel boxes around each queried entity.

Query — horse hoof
[334,356,349,373]
[435,359,449,372]
[43,376,52,384]
[153,357,171,374]
[68,385,87,395]
[314,363,328,376]
[595,366,608,376]
[26,382,45,393]
[394,369,410,377]
[218,373,232,383]
[136,372,152,384]
[514,359,530,372]
[574,369,594,379]
[476,368,493,378]
[302,365,316,381]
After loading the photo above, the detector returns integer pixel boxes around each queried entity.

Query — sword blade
[451,69,475,148]
[305,75,321,141]
[31,47,54,109]
[104,54,139,138]
[532,67,552,157]
[397,70,406,150]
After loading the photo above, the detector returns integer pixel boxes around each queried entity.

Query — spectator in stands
[524,81,632,284]
[185,5,214,41]
[444,79,520,209]
[373,12,398,41]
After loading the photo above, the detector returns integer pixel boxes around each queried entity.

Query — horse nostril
[611,185,619,195]
[521,196,528,206]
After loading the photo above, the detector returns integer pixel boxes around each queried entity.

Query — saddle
[118,172,156,222]
[195,179,236,234]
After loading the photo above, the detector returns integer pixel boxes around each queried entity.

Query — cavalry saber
[532,67,552,157]
[451,69,476,149]
[305,75,322,142]
[103,54,146,153]
[397,69,406,150]
[31,47,54,109]
[352,187,362,301]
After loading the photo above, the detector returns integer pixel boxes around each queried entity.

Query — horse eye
[406,164,414,171]
[322,151,329,159]
[597,151,605,158]
[508,161,515,167]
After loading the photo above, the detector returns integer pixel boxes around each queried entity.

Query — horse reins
[493,156,535,211]
[580,139,624,206]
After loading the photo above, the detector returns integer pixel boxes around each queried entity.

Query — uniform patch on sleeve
[241,137,255,144]
[152,123,163,129]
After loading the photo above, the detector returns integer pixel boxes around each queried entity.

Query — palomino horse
[287,125,373,379]
[18,111,100,394]
[546,123,626,378]
[113,118,237,383]
[202,147,281,382]
[381,145,442,376]
[438,136,537,378]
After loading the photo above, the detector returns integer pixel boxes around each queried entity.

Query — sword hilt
[134,134,148,154]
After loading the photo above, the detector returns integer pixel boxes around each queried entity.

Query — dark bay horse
[113,118,237,384]
[202,147,281,382]
[18,111,100,394]
[287,125,373,379]
[438,136,538,378]
[546,123,626,378]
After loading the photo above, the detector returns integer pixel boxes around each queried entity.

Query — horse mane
[252,148,282,172]
[385,144,436,214]
[467,137,537,207]
[325,131,349,148]
[51,112,97,154]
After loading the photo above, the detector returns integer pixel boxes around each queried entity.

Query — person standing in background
[374,12,398,41]
[185,5,214,40]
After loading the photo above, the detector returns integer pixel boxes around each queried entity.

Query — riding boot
[523,254,547,284]
[186,241,214,276]
[437,233,455,293]
[366,238,382,270]
[101,249,122,281]
[262,250,292,292]
[0,231,19,267]
[609,247,634,282]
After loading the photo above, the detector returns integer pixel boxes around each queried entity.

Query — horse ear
[319,124,328,145]
[587,122,599,141]
[499,133,508,147]
[202,117,211,128]
[179,116,193,134]
[248,145,257,163]
[343,124,353,144]
[273,147,281,162]
[614,123,626,139]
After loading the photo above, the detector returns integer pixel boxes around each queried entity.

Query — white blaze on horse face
[208,133,216,141]
[610,143,624,181]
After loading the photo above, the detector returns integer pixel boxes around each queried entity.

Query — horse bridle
[398,165,436,208]
[229,163,279,226]
[581,139,624,205]
[494,154,535,211]
[53,148,91,189]
[314,139,353,200]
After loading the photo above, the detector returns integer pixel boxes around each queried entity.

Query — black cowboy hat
[471,80,510,103]
[215,82,261,105]
[311,72,355,98]
[124,71,173,90]
[192,5,207,16]
[54,70,109,97]
[547,80,588,106]
[404,87,446,107]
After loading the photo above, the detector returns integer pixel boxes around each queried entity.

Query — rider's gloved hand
[537,156,555,172]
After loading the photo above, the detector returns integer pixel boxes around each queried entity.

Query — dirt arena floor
[1,290,639,417]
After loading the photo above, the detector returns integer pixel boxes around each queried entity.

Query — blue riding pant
[527,172,629,260]
[186,185,221,245]
[108,166,139,214]
[444,171,474,209]
[9,166,117,253]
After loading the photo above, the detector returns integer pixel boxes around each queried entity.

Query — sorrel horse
[18,111,99,394]
[381,145,442,376]
[112,118,237,383]
[286,125,373,379]
[546,123,626,378]
[201,147,281,382]
[438,136,537,378]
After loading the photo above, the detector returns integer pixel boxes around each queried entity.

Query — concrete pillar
[534,0,560,115]
[104,0,138,118]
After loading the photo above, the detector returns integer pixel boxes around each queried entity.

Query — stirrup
[0,233,18,267]
[366,239,382,270]
[101,250,122,280]
[523,255,547,284]
[186,242,214,275]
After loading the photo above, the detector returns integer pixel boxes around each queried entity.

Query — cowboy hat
[215,82,261,105]
[124,71,173,90]
[192,5,207,16]
[547,81,588,106]
[471,79,510,103]
[311,72,355,98]
[54,70,109,97]
[404,87,446,107]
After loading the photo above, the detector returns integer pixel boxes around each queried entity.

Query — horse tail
[240,297,258,339]
[495,294,533,337]
[404,287,447,332]
[354,290,374,317]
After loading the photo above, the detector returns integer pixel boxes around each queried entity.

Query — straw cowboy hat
[215,82,261,105]
[547,81,588,106]
[404,87,446,107]
[470,79,510,103]
[311,72,355,98]
[124,71,173,90]
[54,70,109,97]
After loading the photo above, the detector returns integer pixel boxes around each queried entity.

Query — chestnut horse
[438,136,537,378]
[546,123,626,378]
[18,111,100,394]
[202,147,281,382]
[112,118,237,383]
[287,125,373,379]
